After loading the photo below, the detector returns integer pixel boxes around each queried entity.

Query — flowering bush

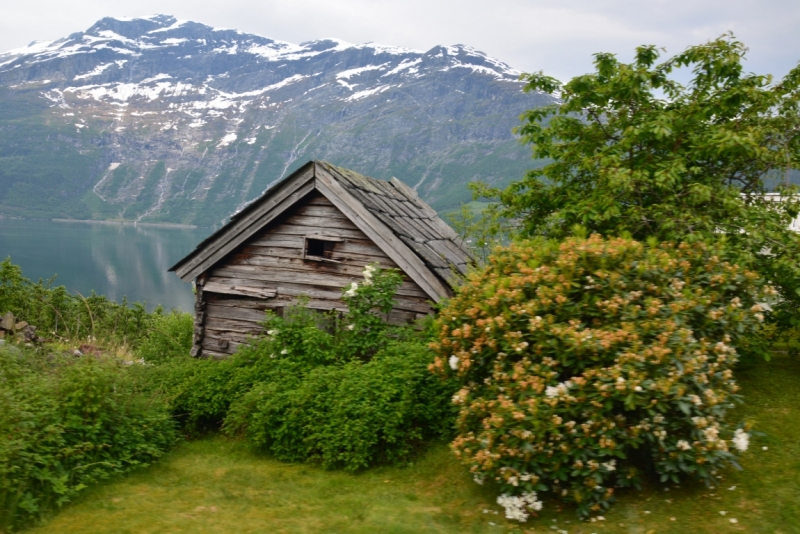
[338,264,404,360]
[430,235,769,520]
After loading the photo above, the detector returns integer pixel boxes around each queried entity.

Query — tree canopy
[477,35,800,316]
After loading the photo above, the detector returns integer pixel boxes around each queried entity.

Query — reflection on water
[0,219,209,312]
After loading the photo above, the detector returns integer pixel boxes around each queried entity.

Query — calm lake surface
[0,219,210,312]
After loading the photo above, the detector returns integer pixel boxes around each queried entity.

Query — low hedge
[0,345,176,531]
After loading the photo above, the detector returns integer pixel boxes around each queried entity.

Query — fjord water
[0,219,209,311]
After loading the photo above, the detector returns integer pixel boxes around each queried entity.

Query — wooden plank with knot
[203,281,278,299]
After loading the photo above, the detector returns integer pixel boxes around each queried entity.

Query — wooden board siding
[195,192,434,357]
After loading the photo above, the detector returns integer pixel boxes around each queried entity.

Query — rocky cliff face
[0,14,553,226]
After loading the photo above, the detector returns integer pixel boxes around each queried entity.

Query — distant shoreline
[18,217,204,229]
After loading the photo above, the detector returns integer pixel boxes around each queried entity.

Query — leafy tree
[445,203,505,264]
[475,35,800,321]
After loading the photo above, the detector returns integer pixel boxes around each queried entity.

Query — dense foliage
[431,235,767,520]
[0,257,176,350]
[224,340,453,470]
[473,35,800,323]
[136,311,194,364]
[0,345,176,531]
[160,265,457,470]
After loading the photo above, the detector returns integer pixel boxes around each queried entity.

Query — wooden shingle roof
[170,160,474,301]
[318,161,473,282]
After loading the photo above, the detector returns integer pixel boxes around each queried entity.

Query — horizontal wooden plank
[205,328,261,345]
[239,246,304,259]
[205,294,280,310]
[212,262,430,302]
[238,245,400,268]
[242,241,396,263]
[205,301,271,323]
[230,253,400,271]
[204,316,265,334]
[267,294,430,314]
[208,270,428,300]
[305,195,335,206]
[209,266,427,296]
[292,204,350,218]
[204,281,277,299]
[256,222,367,241]
[211,268,355,290]
[246,234,304,248]
[387,309,417,325]
[201,335,241,353]
[219,259,390,280]
[281,214,360,230]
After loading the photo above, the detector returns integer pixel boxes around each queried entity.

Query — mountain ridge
[0,14,553,226]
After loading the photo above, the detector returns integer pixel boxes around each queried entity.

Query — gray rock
[0,312,15,331]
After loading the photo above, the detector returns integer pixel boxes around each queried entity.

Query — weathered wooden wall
[192,192,434,358]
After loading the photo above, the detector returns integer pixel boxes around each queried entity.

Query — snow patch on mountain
[74,62,118,81]
[345,84,392,102]
[337,64,389,79]
[217,132,237,147]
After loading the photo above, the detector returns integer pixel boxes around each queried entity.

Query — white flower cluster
[545,380,573,398]
[344,265,380,297]
[496,492,543,522]
[732,428,749,452]
[344,282,359,298]
[363,264,377,285]
[449,355,460,370]
[676,439,692,451]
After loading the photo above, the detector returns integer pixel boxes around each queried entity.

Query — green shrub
[0,257,162,350]
[136,310,193,363]
[225,340,456,470]
[0,346,177,531]
[430,234,768,520]
[159,265,457,468]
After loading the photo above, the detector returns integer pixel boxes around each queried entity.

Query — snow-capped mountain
[0,14,553,225]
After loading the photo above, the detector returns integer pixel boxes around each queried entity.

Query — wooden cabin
[169,160,474,358]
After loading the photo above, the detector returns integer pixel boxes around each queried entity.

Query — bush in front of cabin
[0,345,176,531]
[220,265,456,469]
[224,340,456,470]
[137,310,194,364]
[159,265,458,467]
[429,235,769,520]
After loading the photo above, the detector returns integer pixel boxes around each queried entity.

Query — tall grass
[0,257,171,349]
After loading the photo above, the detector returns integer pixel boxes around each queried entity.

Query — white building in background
[761,193,800,231]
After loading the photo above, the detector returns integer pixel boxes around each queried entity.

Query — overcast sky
[2,0,798,81]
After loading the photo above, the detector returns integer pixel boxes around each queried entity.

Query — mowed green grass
[30,355,800,533]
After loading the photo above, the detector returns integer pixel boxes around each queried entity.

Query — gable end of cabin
[191,190,435,358]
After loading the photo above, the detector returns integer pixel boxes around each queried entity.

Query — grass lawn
[29,355,800,533]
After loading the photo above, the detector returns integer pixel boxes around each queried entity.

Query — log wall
[192,192,435,358]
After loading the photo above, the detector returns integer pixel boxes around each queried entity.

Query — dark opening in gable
[304,235,344,263]
[307,238,335,258]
